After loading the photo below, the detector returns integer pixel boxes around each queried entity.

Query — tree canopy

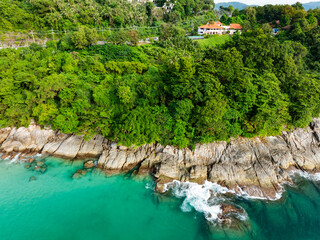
[0,2,320,148]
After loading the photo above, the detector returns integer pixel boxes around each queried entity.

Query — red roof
[198,23,223,29]
[229,23,242,30]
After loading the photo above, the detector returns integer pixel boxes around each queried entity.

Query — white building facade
[198,21,242,35]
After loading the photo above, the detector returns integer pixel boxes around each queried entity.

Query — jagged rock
[101,148,128,173]
[1,118,320,198]
[118,146,128,150]
[34,166,42,171]
[0,127,11,145]
[189,165,207,183]
[1,152,10,159]
[40,166,47,173]
[122,151,138,170]
[42,134,69,155]
[72,169,87,179]
[264,136,295,169]
[1,127,30,152]
[0,125,55,153]
[155,156,180,180]
[29,176,36,181]
[97,150,108,168]
[155,176,174,193]
[220,204,244,216]
[26,158,35,163]
[53,135,83,159]
[218,204,246,226]
[84,160,95,168]
[29,125,55,151]
[77,135,104,158]
[36,161,44,167]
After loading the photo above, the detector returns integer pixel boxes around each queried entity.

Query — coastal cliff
[1,118,320,199]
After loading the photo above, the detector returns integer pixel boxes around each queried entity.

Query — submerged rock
[34,166,42,171]
[29,176,36,181]
[72,169,87,179]
[220,204,244,217]
[40,166,47,173]
[26,158,35,163]
[84,160,95,169]
[36,161,44,167]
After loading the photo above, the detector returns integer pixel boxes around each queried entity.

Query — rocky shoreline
[1,118,320,199]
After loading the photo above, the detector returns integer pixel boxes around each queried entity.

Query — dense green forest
[0,0,215,31]
[0,1,320,148]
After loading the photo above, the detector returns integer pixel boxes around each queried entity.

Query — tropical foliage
[0,2,320,148]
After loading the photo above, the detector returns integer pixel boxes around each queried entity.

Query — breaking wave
[164,170,320,224]
[290,170,320,182]
[164,180,247,223]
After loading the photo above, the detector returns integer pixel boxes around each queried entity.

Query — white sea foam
[290,170,320,182]
[145,182,154,190]
[9,153,21,164]
[235,185,284,201]
[274,188,285,200]
[34,153,42,158]
[164,179,288,223]
[165,180,247,223]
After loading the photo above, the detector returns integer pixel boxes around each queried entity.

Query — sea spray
[164,180,247,223]
[8,152,21,164]
[163,179,288,224]
[290,170,320,182]
[235,184,285,201]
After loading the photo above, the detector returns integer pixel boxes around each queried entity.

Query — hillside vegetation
[196,35,231,49]
[0,2,320,148]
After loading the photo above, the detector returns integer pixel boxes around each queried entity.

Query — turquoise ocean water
[0,156,320,240]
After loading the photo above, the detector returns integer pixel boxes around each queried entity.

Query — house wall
[198,28,241,35]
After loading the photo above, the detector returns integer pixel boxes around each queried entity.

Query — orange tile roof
[229,23,242,30]
[198,23,223,29]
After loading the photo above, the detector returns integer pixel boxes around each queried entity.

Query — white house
[198,21,242,35]
[163,2,175,13]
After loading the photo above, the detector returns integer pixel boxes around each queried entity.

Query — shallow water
[0,157,319,240]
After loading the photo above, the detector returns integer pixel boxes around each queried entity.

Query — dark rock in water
[84,160,95,169]
[78,169,87,175]
[72,169,87,179]
[24,151,38,157]
[155,182,165,193]
[36,161,44,166]
[218,204,246,226]
[8,152,18,160]
[72,173,81,179]
[1,152,10,159]
[26,158,35,163]
[29,176,36,181]
[220,204,244,216]
[155,176,174,193]
[34,166,42,171]
[24,164,31,169]
[40,166,47,173]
